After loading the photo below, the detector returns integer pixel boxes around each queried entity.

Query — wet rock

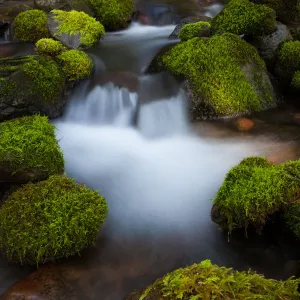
[248,22,292,70]
[235,117,255,131]
[169,16,212,39]
[0,0,34,22]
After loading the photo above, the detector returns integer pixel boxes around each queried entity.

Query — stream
[1,1,300,299]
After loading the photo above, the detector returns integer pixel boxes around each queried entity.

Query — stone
[235,117,255,131]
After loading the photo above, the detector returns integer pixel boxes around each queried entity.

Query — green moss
[212,157,300,232]
[0,175,108,264]
[22,55,65,103]
[126,260,300,299]
[0,115,64,178]
[0,77,16,98]
[285,201,300,238]
[161,34,274,117]
[211,0,277,36]
[86,0,135,30]
[51,9,105,48]
[57,49,93,81]
[178,22,210,41]
[35,38,66,56]
[276,41,300,79]
[291,70,300,89]
[14,9,49,42]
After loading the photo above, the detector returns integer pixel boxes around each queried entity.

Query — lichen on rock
[0,175,108,264]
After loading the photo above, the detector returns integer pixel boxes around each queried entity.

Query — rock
[0,0,34,22]
[0,55,66,122]
[248,22,292,70]
[169,16,211,39]
[0,115,64,184]
[34,0,94,16]
[47,10,105,49]
[152,34,277,120]
[235,117,255,131]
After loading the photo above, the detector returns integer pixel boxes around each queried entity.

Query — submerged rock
[125,259,300,299]
[0,55,66,122]
[0,115,64,183]
[152,34,277,120]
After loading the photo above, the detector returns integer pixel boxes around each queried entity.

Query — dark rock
[0,0,34,21]
[169,16,212,39]
[248,22,292,70]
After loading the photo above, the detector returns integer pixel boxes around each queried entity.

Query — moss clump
[22,55,65,103]
[86,0,135,30]
[212,157,300,232]
[211,0,277,36]
[126,260,300,299]
[161,34,274,117]
[178,21,211,41]
[35,38,66,56]
[0,115,64,178]
[14,9,49,42]
[0,175,108,264]
[291,71,300,89]
[285,201,300,238]
[57,50,93,81]
[51,9,105,48]
[276,41,300,79]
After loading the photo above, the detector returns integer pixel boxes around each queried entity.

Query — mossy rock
[212,156,300,232]
[125,259,300,299]
[13,9,49,42]
[155,34,276,120]
[178,21,211,41]
[48,9,105,49]
[0,55,66,122]
[35,38,66,56]
[211,0,277,36]
[85,0,135,31]
[275,40,300,80]
[0,115,64,183]
[0,175,108,264]
[57,49,93,81]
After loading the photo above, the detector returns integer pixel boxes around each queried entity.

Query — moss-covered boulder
[35,38,66,56]
[275,40,300,80]
[0,115,64,183]
[212,157,300,232]
[178,21,211,41]
[0,55,66,122]
[13,9,49,42]
[154,34,276,120]
[57,50,93,81]
[0,175,108,264]
[211,0,277,36]
[86,0,135,31]
[125,260,300,299]
[48,9,105,49]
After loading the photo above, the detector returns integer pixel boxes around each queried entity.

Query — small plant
[125,260,300,299]
[0,175,108,264]
[57,49,93,81]
[14,9,49,42]
[35,38,66,56]
[178,22,210,41]
[51,9,105,48]
[0,115,64,179]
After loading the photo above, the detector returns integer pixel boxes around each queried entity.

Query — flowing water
[1,1,300,299]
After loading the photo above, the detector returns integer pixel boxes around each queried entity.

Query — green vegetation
[291,71,300,89]
[86,0,135,30]
[285,201,300,239]
[212,157,300,232]
[51,9,105,48]
[126,260,300,299]
[0,115,64,178]
[14,9,49,42]
[0,175,108,264]
[160,34,274,117]
[57,50,93,81]
[35,38,66,56]
[276,41,300,79]
[22,55,65,103]
[211,0,277,36]
[178,22,210,41]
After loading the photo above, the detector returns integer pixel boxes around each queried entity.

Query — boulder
[0,55,66,122]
